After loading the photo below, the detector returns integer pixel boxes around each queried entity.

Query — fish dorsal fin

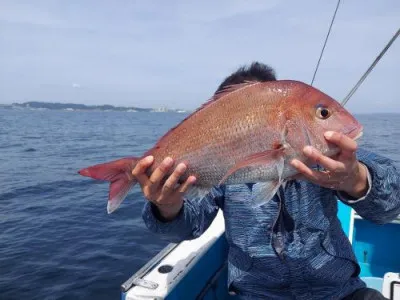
[213,80,261,99]
[148,81,262,153]
[192,80,261,114]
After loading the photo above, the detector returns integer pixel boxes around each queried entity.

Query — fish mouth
[352,131,363,141]
[345,125,364,141]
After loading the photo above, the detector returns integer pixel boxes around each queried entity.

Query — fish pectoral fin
[218,148,285,185]
[251,180,281,207]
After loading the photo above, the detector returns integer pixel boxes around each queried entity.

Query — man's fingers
[287,173,306,181]
[291,159,328,183]
[161,163,187,195]
[303,146,345,172]
[291,159,316,179]
[131,156,154,186]
[178,176,197,194]
[324,131,358,157]
[148,157,174,190]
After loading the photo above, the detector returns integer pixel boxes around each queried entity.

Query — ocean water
[0,110,399,300]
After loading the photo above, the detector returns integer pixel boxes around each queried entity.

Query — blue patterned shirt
[142,149,400,299]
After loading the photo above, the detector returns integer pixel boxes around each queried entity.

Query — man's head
[216,62,276,93]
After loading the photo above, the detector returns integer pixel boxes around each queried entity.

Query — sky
[0,0,399,113]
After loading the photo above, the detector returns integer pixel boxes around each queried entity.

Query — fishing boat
[120,201,400,299]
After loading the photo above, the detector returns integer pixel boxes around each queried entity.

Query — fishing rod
[310,0,341,86]
[310,1,399,106]
[341,28,400,106]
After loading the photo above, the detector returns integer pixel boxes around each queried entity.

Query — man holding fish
[80,62,400,299]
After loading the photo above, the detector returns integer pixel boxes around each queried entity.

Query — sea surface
[0,110,399,300]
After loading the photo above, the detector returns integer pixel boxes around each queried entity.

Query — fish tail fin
[78,157,139,214]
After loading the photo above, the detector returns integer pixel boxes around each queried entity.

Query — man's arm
[142,187,224,243]
[337,148,400,224]
[132,155,225,243]
[291,131,400,224]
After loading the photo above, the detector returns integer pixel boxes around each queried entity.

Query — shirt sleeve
[141,186,225,243]
[336,162,372,203]
[337,148,400,224]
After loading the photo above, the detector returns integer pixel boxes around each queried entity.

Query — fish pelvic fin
[250,156,285,208]
[218,148,285,185]
[186,186,213,200]
[251,180,282,208]
[78,157,138,214]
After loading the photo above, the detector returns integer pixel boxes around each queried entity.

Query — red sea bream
[78,80,363,213]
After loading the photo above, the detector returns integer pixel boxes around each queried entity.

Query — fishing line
[341,28,400,106]
[310,0,341,86]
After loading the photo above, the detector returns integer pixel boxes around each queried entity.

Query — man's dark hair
[216,62,277,93]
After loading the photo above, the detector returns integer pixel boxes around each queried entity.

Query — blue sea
[0,109,399,300]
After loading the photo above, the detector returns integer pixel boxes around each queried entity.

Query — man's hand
[132,156,196,221]
[290,131,368,199]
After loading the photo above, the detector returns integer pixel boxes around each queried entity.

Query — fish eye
[316,106,331,119]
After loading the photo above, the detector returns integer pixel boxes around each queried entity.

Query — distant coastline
[0,101,190,113]
[0,102,398,115]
